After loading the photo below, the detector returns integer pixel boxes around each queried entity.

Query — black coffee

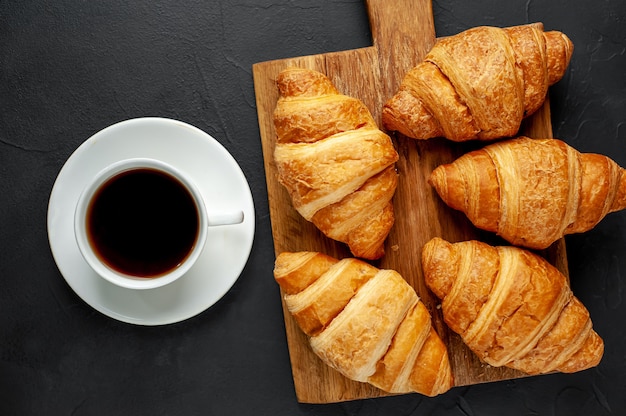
[86,168,199,278]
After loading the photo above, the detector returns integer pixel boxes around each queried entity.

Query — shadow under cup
[74,158,210,290]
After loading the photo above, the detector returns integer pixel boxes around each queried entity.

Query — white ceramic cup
[74,158,244,290]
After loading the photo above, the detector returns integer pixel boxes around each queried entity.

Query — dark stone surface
[1,0,624,414]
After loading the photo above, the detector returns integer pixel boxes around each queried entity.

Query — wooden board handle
[366,0,436,96]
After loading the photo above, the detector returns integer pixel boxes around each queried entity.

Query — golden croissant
[273,68,399,259]
[274,251,453,396]
[429,137,626,249]
[422,238,604,375]
[382,24,573,141]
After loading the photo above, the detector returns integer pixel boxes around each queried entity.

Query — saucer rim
[47,117,255,325]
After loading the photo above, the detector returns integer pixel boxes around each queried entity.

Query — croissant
[382,24,573,141]
[429,137,626,249]
[422,238,604,375]
[273,68,399,259]
[274,251,453,396]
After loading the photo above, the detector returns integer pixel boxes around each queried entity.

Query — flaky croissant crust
[429,137,626,249]
[273,68,399,259]
[382,24,573,141]
[274,251,454,396]
[422,238,604,375]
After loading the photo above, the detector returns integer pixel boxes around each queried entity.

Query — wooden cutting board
[253,0,569,403]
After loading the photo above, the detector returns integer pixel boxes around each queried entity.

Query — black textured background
[1,1,625,415]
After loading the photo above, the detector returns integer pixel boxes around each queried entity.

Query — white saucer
[47,118,255,325]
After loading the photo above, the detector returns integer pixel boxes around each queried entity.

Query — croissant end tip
[276,67,338,98]
[610,168,626,212]
[422,237,456,300]
[429,163,466,213]
[545,30,575,85]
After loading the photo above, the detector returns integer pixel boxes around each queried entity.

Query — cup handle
[207,211,245,226]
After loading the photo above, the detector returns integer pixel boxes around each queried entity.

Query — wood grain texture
[253,0,568,403]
